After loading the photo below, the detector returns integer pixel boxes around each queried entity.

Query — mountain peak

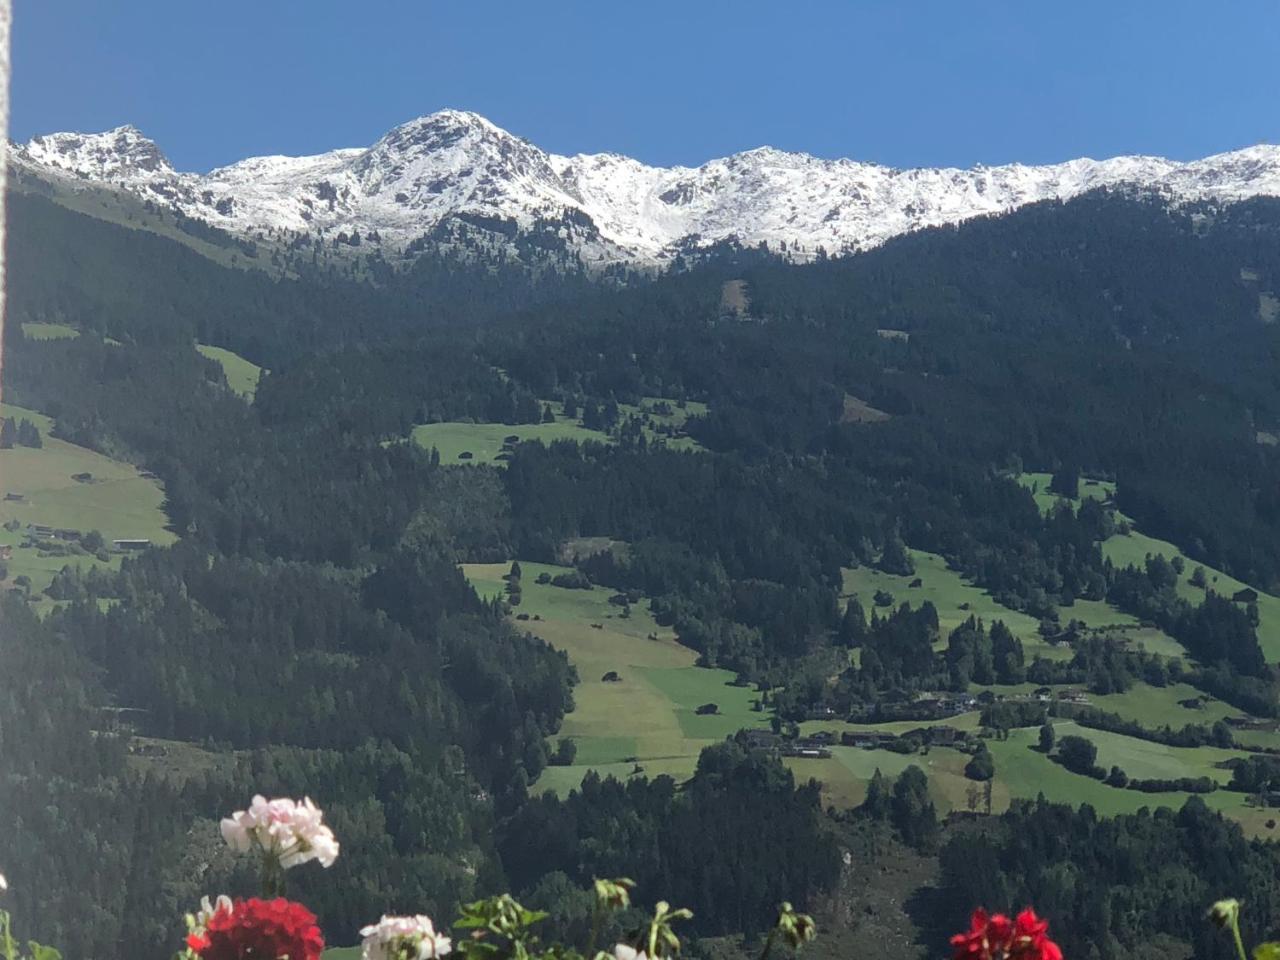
[19,124,173,181]
[11,111,1280,268]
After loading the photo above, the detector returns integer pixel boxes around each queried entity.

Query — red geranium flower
[192,897,324,960]
[952,908,1062,960]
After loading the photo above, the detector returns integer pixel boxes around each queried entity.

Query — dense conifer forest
[5,187,1280,960]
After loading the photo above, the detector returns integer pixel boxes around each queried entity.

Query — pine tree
[862,767,892,821]
[1039,722,1056,753]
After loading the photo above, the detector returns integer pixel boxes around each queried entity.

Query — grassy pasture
[197,344,264,401]
[0,403,175,603]
[787,744,1000,813]
[1102,527,1280,663]
[1047,719,1240,784]
[1017,470,1280,661]
[1017,472,1115,514]
[843,550,1075,661]
[21,321,80,340]
[413,398,707,465]
[1088,682,1238,728]
[987,725,1274,834]
[126,736,237,782]
[462,561,767,794]
[414,421,610,466]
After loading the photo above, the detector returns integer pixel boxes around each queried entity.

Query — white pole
[0,0,10,408]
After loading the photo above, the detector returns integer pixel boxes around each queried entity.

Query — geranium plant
[950,908,1062,960]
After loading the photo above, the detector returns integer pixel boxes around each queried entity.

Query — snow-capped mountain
[12,109,1280,268]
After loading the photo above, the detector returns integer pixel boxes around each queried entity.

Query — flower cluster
[220,795,339,869]
[359,914,452,960]
[187,897,324,960]
[951,909,1063,960]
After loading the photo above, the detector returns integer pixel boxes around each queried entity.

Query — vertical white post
[0,0,10,408]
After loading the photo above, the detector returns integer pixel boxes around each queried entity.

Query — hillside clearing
[462,560,767,793]
[414,397,706,465]
[197,343,264,401]
[843,550,1108,662]
[0,402,175,605]
[21,321,80,340]
[840,393,891,424]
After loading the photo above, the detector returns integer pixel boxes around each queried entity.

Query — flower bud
[1208,899,1241,929]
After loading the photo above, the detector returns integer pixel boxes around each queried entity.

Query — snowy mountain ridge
[13,109,1280,267]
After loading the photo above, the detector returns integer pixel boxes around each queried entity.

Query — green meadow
[464,525,1280,829]
[197,343,264,401]
[1018,472,1115,513]
[842,549,1145,662]
[980,724,1278,836]
[1088,682,1239,727]
[415,421,610,465]
[0,402,175,604]
[414,398,707,465]
[1102,527,1280,662]
[462,560,767,794]
[21,321,81,341]
[785,743,998,813]
[1018,470,1280,662]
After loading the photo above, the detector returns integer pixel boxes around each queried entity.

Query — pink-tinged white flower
[220,795,340,870]
[614,945,650,960]
[197,894,234,927]
[360,915,452,960]
[0,872,7,892]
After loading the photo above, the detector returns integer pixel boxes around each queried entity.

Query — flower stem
[586,905,603,957]
[1,909,16,960]
[1231,915,1249,960]
[758,929,778,960]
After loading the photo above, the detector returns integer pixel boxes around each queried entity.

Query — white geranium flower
[360,915,452,960]
[197,894,234,925]
[221,794,340,869]
[614,945,649,960]
[0,872,8,892]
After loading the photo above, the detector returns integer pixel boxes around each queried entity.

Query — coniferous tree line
[6,186,1280,960]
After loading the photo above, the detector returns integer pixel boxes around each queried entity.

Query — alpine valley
[11,103,1280,960]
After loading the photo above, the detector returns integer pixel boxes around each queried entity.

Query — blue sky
[12,0,1280,172]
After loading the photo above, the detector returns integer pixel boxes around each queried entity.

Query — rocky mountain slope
[13,109,1280,268]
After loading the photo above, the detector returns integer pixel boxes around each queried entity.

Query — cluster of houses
[846,687,1088,724]
[19,522,150,551]
[25,524,86,543]
[1012,687,1090,705]
[1225,716,1280,732]
[740,722,969,760]
[848,692,977,722]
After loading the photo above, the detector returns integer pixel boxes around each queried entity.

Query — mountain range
[12,109,1280,268]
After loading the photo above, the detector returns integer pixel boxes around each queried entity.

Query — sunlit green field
[1018,472,1115,513]
[1018,471,1280,662]
[0,402,175,604]
[21,321,81,340]
[844,552,1085,665]
[197,343,264,401]
[462,560,767,794]
[414,398,707,465]
[982,723,1276,835]
[415,421,610,465]
[786,743,1001,813]
[1102,527,1280,662]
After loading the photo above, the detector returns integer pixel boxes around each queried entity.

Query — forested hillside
[6,187,1280,960]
